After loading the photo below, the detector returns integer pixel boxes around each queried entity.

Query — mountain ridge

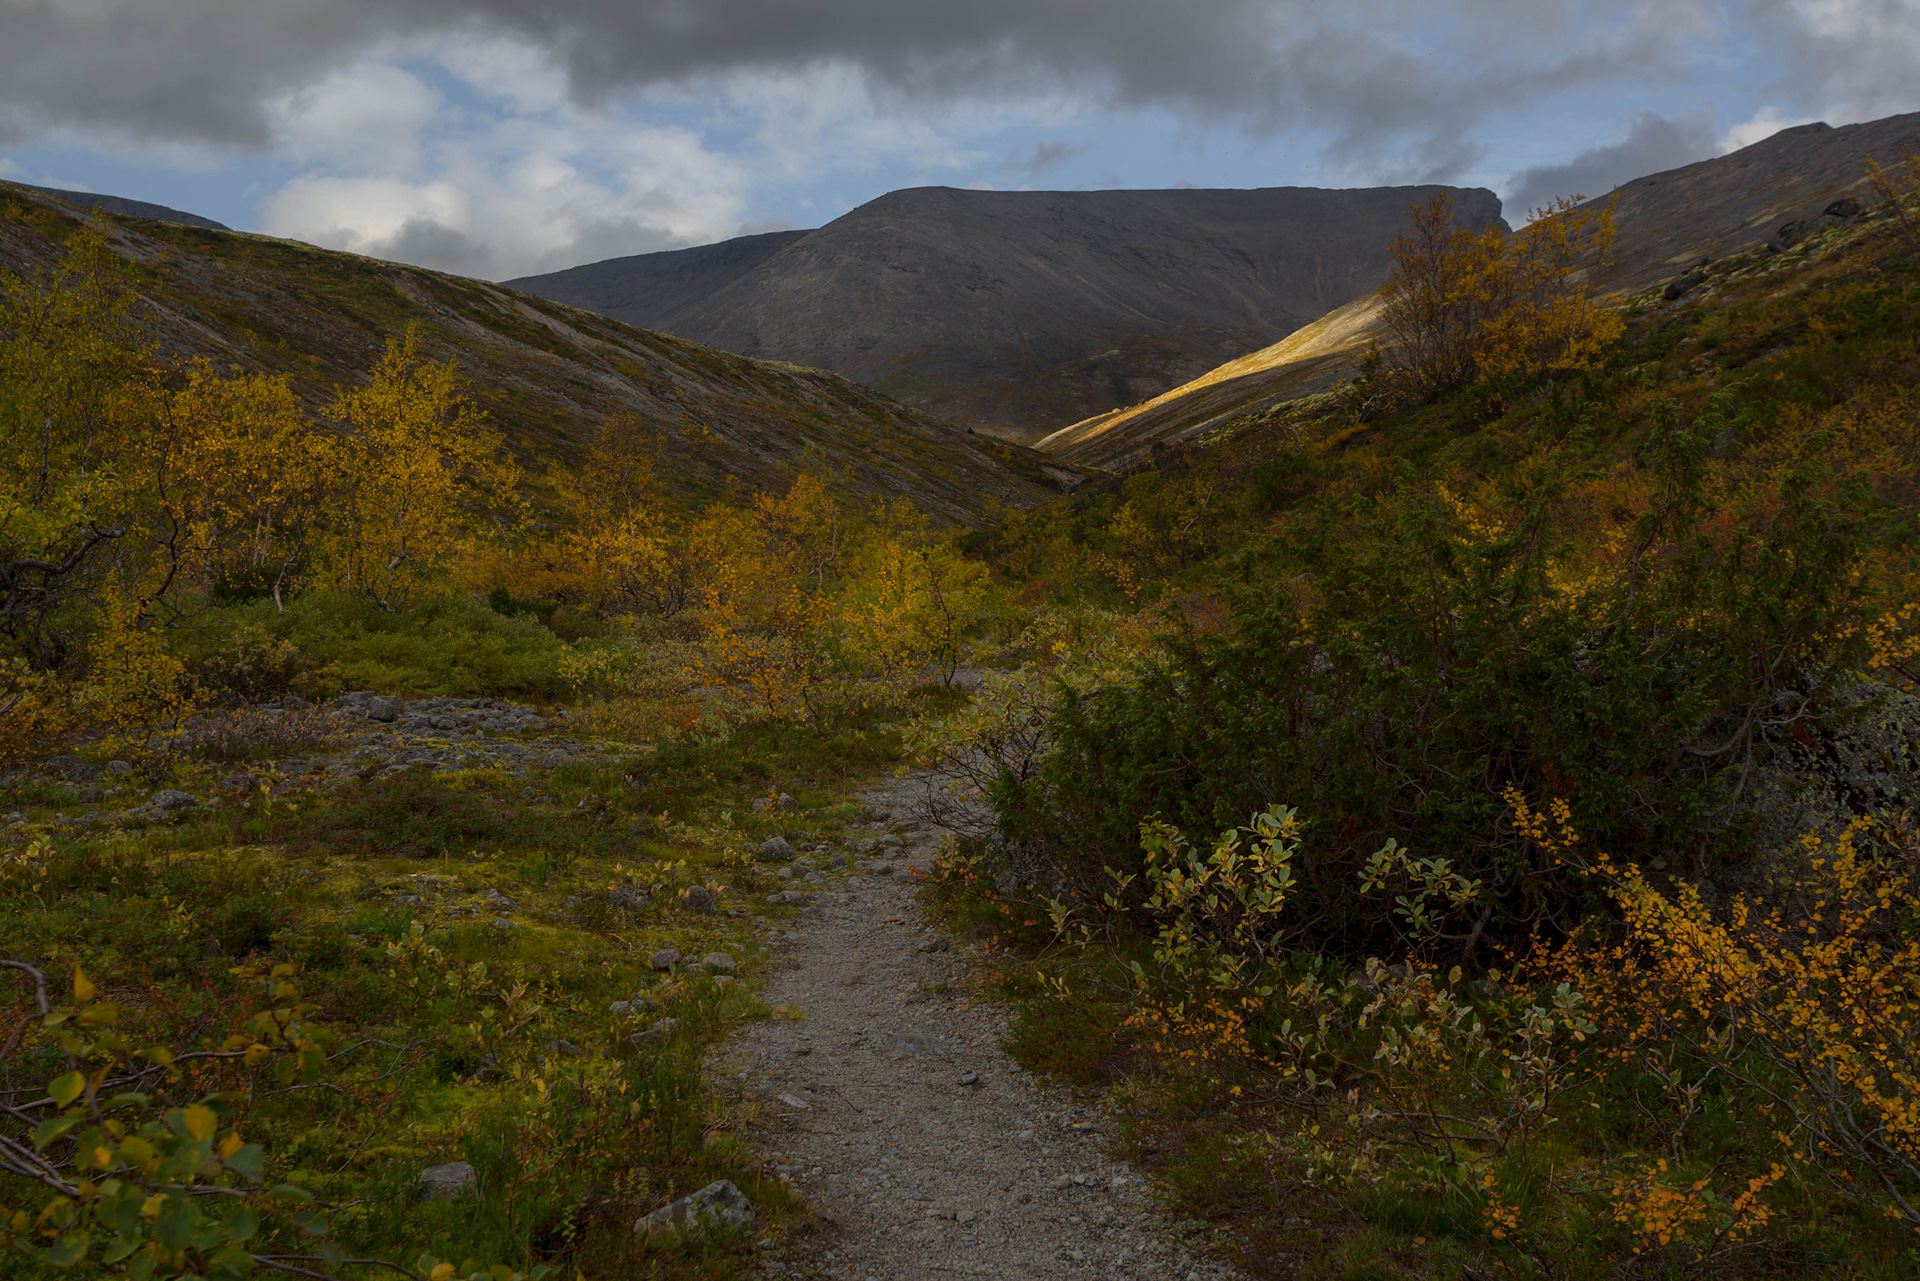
[508,183,1508,442]
[1036,109,1920,470]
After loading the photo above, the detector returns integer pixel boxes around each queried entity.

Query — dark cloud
[0,0,1716,171]
[2,0,1914,188]
[1001,141,1090,181]
[1506,110,1718,216]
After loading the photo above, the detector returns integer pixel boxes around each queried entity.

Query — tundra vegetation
[1,155,1919,1280]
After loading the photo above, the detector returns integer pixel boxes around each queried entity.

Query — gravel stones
[633,1179,754,1241]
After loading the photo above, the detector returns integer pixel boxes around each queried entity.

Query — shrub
[253,591,566,698]
[988,419,1878,958]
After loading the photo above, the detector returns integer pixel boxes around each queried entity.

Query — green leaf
[100,1236,141,1264]
[224,1143,266,1183]
[40,1234,89,1267]
[31,1116,81,1149]
[266,1184,313,1202]
[221,1205,259,1243]
[47,1072,86,1106]
[153,1197,201,1251]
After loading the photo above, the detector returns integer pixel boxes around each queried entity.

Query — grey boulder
[634,1179,754,1241]
[417,1161,475,1201]
[758,836,795,863]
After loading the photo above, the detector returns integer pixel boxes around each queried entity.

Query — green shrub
[259,591,566,697]
[995,417,1878,959]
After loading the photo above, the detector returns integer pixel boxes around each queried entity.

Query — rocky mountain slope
[503,228,809,333]
[18,183,229,230]
[508,184,1506,442]
[0,182,1078,524]
[1038,109,1920,471]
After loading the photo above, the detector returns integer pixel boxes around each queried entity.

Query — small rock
[634,1179,754,1241]
[683,884,716,913]
[703,952,737,974]
[74,786,104,803]
[650,947,682,970]
[483,887,517,908]
[767,890,812,906]
[879,834,904,849]
[1051,1174,1073,1190]
[854,838,878,854]
[607,886,649,912]
[106,760,133,776]
[365,696,402,723]
[917,936,951,953]
[609,1000,635,1018]
[959,1070,980,1086]
[542,750,569,768]
[630,1016,679,1047]
[391,893,424,908]
[148,789,199,814]
[776,867,794,881]
[776,1092,811,1110]
[956,1209,976,1225]
[417,1161,475,1201]
[775,793,800,811]
[759,835,795,863]
[804,871,823,883]
[490,919,514,932]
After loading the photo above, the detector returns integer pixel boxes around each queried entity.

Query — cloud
[1505,110,1719,215]
[1000,141,1090,181]
[1722,105,1821,152]
[0,0,1745,167]
[253,45,754,278]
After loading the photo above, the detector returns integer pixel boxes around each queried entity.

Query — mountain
[17,183,229,230]
[507,184,1507,442]
[0,181,1078,525]
[504,229,810,333]
[1037,109,1920,471]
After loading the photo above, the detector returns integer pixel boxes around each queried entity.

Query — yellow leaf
[218,1134,243,1159]
[73,969,96,1002]
[431,1267,455,1281]
[140,1195,165,1222]
[183,1104,217,1140]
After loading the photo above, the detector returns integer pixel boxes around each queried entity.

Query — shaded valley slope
[0,183,1076,524]
[509,184,1506,442]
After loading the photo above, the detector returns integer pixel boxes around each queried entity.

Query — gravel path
[721,772,1238,1281]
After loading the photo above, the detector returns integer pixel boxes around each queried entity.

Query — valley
[4,110,1920,1281]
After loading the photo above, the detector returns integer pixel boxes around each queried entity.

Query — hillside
[503,228,810,333]
[0,182,1077,524]
[1038,109,1920,470]
[17,182,230,230]
[508,184,1506,442]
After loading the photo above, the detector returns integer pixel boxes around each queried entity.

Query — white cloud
[255,40,754,279]
[1722,105,1821,152]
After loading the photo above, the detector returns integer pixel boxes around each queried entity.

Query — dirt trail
[721,772,1239,1281]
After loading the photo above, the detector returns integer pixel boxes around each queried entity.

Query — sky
[1,0,1916,282]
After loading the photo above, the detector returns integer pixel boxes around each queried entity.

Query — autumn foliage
[1371,189,1621,410]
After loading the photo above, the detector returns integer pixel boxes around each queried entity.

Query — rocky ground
[723,771,1238,1281]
